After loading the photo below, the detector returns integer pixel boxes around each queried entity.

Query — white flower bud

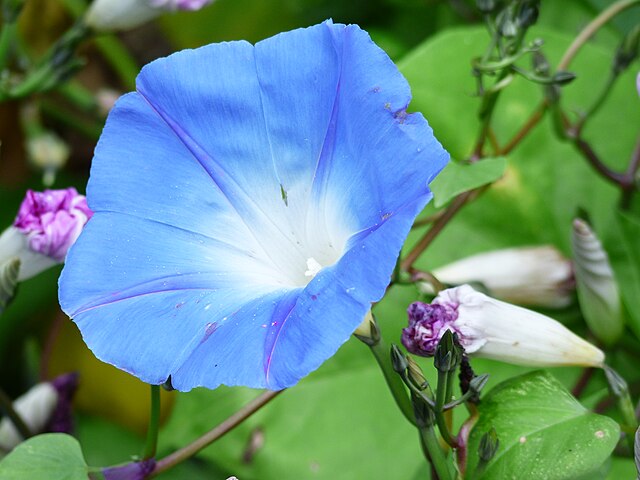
[403,285,604,368]
[420,246,574,308]
[0,383,58,450]
[85,0,214,32]
[571,219,623,345]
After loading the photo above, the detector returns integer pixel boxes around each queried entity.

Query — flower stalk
[142,385,161,460]
[368,335,416,426]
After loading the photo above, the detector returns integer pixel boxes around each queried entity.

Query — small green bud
[498,16,518,38]
[353,311,380,346]
[406,356,427,389]
[604,365,628,397]
[476,0,497,14]
[478,427,500,462]
[390,344,408,374]
[434,330,463,373]
[469,373,490,395]
[516,0,540,29]
[613,24,640,75]
[552,71,577,85]
[411,394,435,428]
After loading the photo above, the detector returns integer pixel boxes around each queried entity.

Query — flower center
[304,257,323,278]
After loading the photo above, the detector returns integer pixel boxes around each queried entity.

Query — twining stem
[571,368,596,398]
[419,425,454,480]
[142,385,161,460]
[370,338,416,426]
[0,387,32,441]
[401,188,483,272]
[150,390,283,477]
[499,104,546,155]
[500,0,640,173]
[557,0,640,70]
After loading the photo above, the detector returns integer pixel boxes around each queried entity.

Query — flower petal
[59,21,448,390]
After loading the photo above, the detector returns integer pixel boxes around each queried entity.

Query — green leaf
[467,371,620,479]
[606,211,640,340]
[0,433,89,480]
[430,157,507,208]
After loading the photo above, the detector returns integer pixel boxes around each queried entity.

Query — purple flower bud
[0,373,79,450]
[149,0,213,10]
[402,302,459,356]
[14,188,92,261]
[102,459,156,480]
[0,188,91,280]
[46,372,79,434]
[402,285,604,367]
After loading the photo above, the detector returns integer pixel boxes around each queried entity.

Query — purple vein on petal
[98,208,270,261]
[135,86,307,273]
[263,291,299,388]
[70,273,238,316]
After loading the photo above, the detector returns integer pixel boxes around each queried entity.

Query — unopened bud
[476,0,497,14]
[406,356,427,388]
[0,188,92,281]
[614,24,640,75]
[0,257,19,313]
[532,51,550,76]
[353,310,379,346]
[571,219,623,345]
[422,246,574,308]
[390,344,408,374]
[0,373,78,450]
[85,0,214,32]
[403,285,604,368]
[516,0,539,29]
[412,395,434,429]
[478,427,499,462]
[469,374,490,396]
[434,329,462,373]
[552,71,577,85]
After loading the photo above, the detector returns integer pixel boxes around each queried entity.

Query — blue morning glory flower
[58,21,448,391]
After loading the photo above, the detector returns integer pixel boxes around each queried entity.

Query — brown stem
[557,0,640,70]
[411,211,445,229]
[150,390,283,478]
[499,104,546,155]
[573,136,626,186]
[571,368,595,398]
[401,189,479,271]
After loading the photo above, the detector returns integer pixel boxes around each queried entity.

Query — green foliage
[399,25,639,264]
[606,211,640,339]
[0,434,88,480]
[467,371,620,479]
[430,157,507,208]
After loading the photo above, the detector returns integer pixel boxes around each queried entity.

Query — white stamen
[304,257,323,278]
